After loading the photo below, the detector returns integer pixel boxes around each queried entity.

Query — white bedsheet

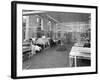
[69,46,91,67]
[70,46,91,58]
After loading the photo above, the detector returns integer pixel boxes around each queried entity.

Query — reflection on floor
[23,43,90,69]
[23,43,73,69]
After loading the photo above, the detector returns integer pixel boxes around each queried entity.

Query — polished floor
[23,43,91,69]
[23,43,73,69]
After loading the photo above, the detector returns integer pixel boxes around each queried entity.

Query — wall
[23,15,39,40]
[23,14,57,40]
[55,21,90,42]
[29,15,38,38]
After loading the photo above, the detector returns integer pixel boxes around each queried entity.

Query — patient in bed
[30,38,42,56]
[83,40,90,48]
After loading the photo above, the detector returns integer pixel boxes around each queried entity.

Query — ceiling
[46,12,90,23]
[23,10,91,23]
